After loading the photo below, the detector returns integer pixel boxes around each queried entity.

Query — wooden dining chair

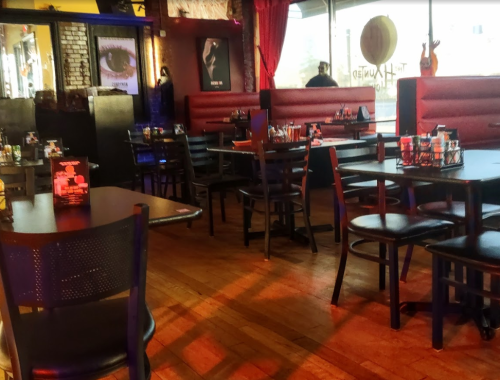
[240,139,317,260]
[329,146,454,329]
[332,141,400,243]
[0,204,155,380]
[186,133,249,236]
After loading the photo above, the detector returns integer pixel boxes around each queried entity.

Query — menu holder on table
[51,157,90,208]
[249,109,269,150]
[42,138,64,162]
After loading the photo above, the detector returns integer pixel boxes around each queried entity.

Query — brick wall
[59,22,91,90]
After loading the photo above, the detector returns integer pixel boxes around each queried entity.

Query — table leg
[465,184,484,309]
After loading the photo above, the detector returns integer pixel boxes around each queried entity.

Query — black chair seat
[418,201,500,221]
[192,175,249,188]
[0,298,155,379]
[239,183,301,199]
[426,231,500,272]
[347,179,398,189]
[349,213,454,242]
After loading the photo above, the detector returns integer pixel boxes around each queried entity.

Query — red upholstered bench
[185,93,260,136]
[260,87,376,138]
[397,76,500,148]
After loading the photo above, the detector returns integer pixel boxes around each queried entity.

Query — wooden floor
[76,188,500,379]
[96,186,499,380]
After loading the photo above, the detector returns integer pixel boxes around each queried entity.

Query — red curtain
[255,0,291,90]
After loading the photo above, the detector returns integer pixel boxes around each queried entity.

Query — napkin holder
[357,106,371,122]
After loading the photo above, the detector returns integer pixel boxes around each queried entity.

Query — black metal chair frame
[151,134,191,202]
[186,133,249,236]
[428,232,500,350]
[127,130,156,195]
[0,204,153,380]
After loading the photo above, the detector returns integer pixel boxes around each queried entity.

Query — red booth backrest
[186,93,260,135]
[260,87,376,137]
[397,76,500,148]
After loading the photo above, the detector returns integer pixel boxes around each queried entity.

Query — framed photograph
[198,37,231,91]
[97,37,139,95]
[174,124,185,135]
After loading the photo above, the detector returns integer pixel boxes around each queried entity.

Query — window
[0,24,56,98]
[334,0,428,128]
[274,3,329,89]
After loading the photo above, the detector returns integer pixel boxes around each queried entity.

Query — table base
[247,221,333,245]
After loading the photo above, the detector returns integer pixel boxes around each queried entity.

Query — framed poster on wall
[97,37,139,95]
[198,37,231,91]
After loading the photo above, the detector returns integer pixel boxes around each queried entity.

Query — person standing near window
[158,66,175,122]
[305,61,339,88]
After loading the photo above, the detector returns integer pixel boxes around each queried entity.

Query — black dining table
[337,149,500,336]
[0,186,202,234]
[315,118,396,140]
[206,138,367,243]
[206,138,367,155]
[337,150,500,236]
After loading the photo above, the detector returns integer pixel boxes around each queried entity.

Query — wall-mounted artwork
[198,37,231,91]
[97,37,139,95]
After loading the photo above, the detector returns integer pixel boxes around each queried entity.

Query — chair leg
[289,202,295,240]
[333,189,341,243]
[388,244,400,330]
[490,275,500,329]
[131,172,137,191]
[220,191,226,222]
[207,189,214,236]
[302,198,317,254]
[163,176,169,198]
[432,254,445,350]
[379,243,386,290]
[332,239,348,306]
[455,263,464,302]
[243,196,250,247]
[172,175,177,199]
[277,202,284,225]
[140,172,146,194]
[399,244,414,283]
[249,199,255,228]
[151,173,156,196]
[264,201,272,260]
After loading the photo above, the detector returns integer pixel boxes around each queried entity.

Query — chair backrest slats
[187,133,224,177]
[258,139,311,197]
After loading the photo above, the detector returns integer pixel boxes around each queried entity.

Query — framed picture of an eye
[97,37,139,95]
[198,37,231,91]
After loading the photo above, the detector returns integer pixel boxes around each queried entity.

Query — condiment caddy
[396,132,464,170]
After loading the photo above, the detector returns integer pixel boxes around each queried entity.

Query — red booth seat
[260,87,376,137]
[397,76,500,148]
[185,93,260,135]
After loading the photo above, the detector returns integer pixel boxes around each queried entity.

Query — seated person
[305,61,339,88]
